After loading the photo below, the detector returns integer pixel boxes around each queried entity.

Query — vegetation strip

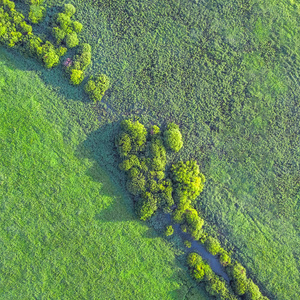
[115,119,269,300]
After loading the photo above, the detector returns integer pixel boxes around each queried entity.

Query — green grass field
[0,48,209,299]
[1,0,300,298]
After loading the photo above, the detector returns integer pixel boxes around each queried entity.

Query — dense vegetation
[0,48,210,299]
[1,0,299,299]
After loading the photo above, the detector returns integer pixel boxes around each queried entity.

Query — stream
[165,214,230,282]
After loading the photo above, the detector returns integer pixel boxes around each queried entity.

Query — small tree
[165,225,174,236]
[85,74,110,102]
[164,123,183,152]
[205,236,221,255]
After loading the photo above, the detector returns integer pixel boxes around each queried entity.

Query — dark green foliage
[228,263,248,296]
[163,122,183,152]
[28,4,46,24]
[65,43,92,85]
[85,74,110,102]
[138,191,158,220]
[205,274,227,297]
[205,236,222,256]
[165,225,174,236]
[245,279,262,300]
[115,132,132,157]
[126,174,146,196]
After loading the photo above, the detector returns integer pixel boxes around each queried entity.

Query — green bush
[65,32,79,48]
[56,12,71,32]
[120,120,147,152]
[171,160,206,203]
[228,263,248,296]
[126,174,146,196]
[220,250,231,266]
[52,27,66,44]
[85,74,110,102]
[164,123,183,152]
[28,4,45,24]
[205,274,227,297]
[187,253,203,268]
[205,236,221,255]
[165,225,174,236]
[245,279,262,300]
[73,20,82,33]
[138,192,158,220]
[184,240,191,248]
[115,132,132,157]
[64,3,76,17]
[185,208,204,240]
[69,69,84,85]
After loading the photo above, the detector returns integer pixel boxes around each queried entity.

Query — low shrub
[69,69,84,85]
[165,225,174,236]
[28,4,45,24]
[85,73,110,102]
[164,122,183,152]
[205,236,221,255]
[65,32,79,48]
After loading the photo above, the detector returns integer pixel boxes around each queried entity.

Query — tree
[65,32,79,48]
[164,122,183,152]
[205,236,221,255]
[85,74,110,102]
[69,69,84,85]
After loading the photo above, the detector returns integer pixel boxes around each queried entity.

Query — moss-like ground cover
[0,48,209,299]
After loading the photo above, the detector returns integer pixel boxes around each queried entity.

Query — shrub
[138,192,158,220]
[65,32,79,48]
[165,225,174,236]
[28,5,45,24]
[69,69,84,85]
[184,240,191,248]
[205,236,221,255]
[85,74,110,102]
[115,132,132,157]
[120,120,147,152]
[126,174,146,196]
[187,253,202,268]
[164,123,183,152]
[73,20,82,33]
[245,279,262,300]
[171,160,206,202]
[52,27,66,44]
[220,250,231,266]
[205,274,227,297]
[64,3,76,17]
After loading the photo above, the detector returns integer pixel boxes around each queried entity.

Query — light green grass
[0,48,208,299]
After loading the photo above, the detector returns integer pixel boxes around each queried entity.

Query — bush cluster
[0,1,65,68]
[187,253,236,299]
[52,3,82,48]
[25,0,46,24]
[115,121,180,220]
[85,73,110,101]
[65,43,91,85]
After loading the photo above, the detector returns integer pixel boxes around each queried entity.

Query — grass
[0,48,209,299]
[21,0,298,298]
[2,0,300,298]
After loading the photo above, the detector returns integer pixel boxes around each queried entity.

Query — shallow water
[165,214,230,282]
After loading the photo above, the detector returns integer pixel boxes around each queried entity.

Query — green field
[0,48,210,299]
[1,0,300,299]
